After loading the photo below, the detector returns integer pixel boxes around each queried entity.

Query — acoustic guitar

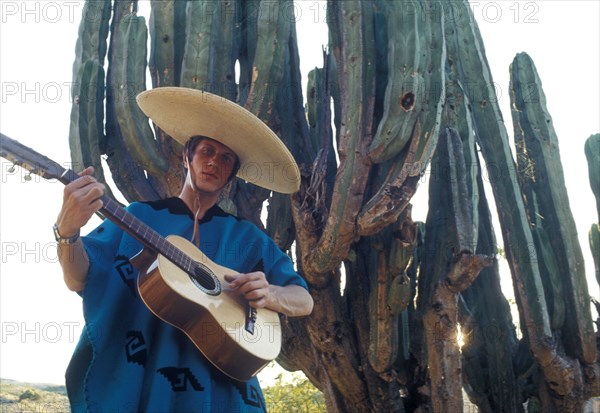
[0,133,281,382]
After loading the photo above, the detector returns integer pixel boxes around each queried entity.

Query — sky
[0,0,599,386]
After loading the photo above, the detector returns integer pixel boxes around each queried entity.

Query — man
[54,88,313,412]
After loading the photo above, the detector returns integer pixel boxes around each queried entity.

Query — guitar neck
[58,169,193,273]
[0,134,200,279]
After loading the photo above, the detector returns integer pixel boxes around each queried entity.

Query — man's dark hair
[184,135,241,180]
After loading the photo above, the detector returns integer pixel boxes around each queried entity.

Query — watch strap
[53,223,80,244]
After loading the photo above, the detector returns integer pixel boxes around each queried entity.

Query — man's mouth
[202,171,218,180]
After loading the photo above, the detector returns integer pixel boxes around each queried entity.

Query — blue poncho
[66,198,308,412]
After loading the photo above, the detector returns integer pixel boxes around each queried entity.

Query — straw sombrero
[136,87,300,194]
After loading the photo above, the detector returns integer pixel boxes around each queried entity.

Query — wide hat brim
[136,87,300,194]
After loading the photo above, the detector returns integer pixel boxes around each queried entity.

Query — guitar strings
[165,242,218,291]
[104,198,219,292]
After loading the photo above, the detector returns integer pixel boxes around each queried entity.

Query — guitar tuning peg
[7,163,16,173]
[24,172,32,181]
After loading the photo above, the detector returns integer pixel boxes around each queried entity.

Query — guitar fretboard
[60,169,219,293]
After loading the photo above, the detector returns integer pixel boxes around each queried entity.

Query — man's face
[186,138,238,193]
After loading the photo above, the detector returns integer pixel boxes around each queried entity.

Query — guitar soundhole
[189,263,221,296]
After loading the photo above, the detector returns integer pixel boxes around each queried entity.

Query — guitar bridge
[245,305,257,335]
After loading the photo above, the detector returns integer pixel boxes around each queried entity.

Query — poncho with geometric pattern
[65,197,308,413]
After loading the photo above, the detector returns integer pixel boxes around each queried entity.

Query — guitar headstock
[0,133,69,182]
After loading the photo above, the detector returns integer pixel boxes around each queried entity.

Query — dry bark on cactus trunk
[417,128,492,412]
[424,252,493,413]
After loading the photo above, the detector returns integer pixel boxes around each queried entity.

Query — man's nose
[204,155,222,172]
[206,154,218,166]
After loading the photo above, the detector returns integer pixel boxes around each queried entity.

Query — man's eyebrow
[198,141,236,157]
[197,142,216,151]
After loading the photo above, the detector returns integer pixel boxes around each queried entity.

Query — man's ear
[182,151,189,169]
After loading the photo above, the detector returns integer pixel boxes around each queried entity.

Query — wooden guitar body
[137,235,282,382]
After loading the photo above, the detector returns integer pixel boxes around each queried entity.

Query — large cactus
[68,0,599,411]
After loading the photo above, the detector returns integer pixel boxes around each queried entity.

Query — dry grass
[0,379,69,413]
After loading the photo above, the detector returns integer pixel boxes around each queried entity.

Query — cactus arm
[211,0,239,100]
[420,128,494,413]
[452,80,479,245]
[145,0,190,198]
[267,23,316,251]
[442,20,481,252]
[328,53,342,145]
[357,124,423,237]
[367,212,415,373]
[71,0,111,88]
[104,1,160,201]
[306,68,326,158]
[300,0,376,277]
[149,0,176,88]
[510,55,566,332]
[591,224,600,291]
[172,0,188,85]
[461,171,523,412]
[446,1,553,343]
[72,61,104,170]
[113,15,168,177]
[530,209,567,330]
[147,0,207,198]
[148,0,190,88]
[282,20,312,158]
[69,60,115,199]
[443,19,480,248]
[585,134,600,220]
[368,0,425,163]
[265,192,295,251]
[237,1,259,106]
[179,0,215,89]
[304,62,337,196]
[243,0,291,120]
[69,56,102,171]
[69,0,111,164]
[442,128,476,251]
[586,134,600,289]
[510,52,595,363]
[68,0,113,199]
[356,0,445,236]
[179,0,239,94]
[367,244,400,374]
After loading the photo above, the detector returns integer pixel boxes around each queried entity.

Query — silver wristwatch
[53,223,80,244]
